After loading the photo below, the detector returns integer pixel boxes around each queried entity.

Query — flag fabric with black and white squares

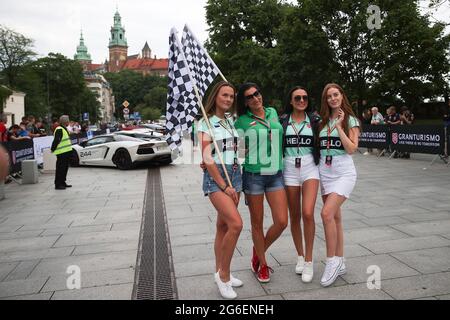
[165,28,199,151]
[181,24,220,98]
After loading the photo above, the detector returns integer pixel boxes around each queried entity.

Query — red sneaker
[257,264,274,283]
[251,247,259,273]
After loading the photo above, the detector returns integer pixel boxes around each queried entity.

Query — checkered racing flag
[181,24,220,98]
[165,28,199,151]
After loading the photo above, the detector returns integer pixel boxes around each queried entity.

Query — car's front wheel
[113,149,133,170]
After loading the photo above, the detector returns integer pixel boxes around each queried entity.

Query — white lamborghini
[71,133,176,169]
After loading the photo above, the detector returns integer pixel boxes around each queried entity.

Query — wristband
[220,184,228,192]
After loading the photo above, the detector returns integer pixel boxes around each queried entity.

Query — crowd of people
[361,105,415,158]
[198,81,359,299]
[0,115,48,142]
[0,114,115,143]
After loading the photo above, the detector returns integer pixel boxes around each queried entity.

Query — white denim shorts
[283,154,320,187]
[319,154,356,199]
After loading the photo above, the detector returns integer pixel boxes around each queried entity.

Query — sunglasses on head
[294,95,308,102]
[245,90,261,100]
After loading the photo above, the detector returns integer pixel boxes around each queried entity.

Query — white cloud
[0,0,210,62]
[1,0,448,64]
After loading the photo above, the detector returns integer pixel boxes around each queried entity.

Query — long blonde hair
[203,81,236,118]
[319,83,357,135]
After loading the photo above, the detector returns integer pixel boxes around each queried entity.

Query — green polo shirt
[319,116,360,157]
[198,115,239,165]
[234,107,283,174]
[284,114,314,158]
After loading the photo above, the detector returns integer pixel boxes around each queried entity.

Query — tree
[143,86,167,112]
[22,53,100,121]
[0,85,12,114]
[275,3,339,110]
[104,70,168,119]
[205,0,286,104]
[0,25,36,87]
[370,0,450,109]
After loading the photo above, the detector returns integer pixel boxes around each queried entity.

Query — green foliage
[205,0,450,115]
[11,53,100,121]
[0,85,12,114]
[104,70,167,120]
[0,25,36,87]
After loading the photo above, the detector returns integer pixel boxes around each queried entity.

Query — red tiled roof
[122,58,168,71]
[87,63,104,71]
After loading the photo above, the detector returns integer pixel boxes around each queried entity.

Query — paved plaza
[1,138,450,300]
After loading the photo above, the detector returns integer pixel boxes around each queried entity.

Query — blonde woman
[317,83,360,287]
[199,81,243,299]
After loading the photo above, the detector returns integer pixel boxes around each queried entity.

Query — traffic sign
[123,108,129,114]
[122,100,129,108]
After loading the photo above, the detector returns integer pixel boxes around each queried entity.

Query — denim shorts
[202,164,243,196]
[242,170,285,195]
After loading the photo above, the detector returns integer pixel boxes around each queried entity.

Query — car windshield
[114,132,163,141]
[113,134,144,142]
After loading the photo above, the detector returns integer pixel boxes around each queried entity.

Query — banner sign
[33,136,53,165]
[359,125,389,149]
[390,125,444,154]
[3,139,34,174]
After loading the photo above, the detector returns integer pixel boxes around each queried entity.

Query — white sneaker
[363,151,369,155]
[301,261,314,283]
[214,271,243,288]
[295,256,305,274]
[338,257,346,276]
[320,256,343,287]
[215,272,237,299]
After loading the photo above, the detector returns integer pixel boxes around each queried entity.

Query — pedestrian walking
[51,115,73,190]
[318,83,360,287]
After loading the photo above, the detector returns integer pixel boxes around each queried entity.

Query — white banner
[33,136,54,165]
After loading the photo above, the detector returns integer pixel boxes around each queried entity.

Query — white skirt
[319,154,356,199]
[283,154,320,187]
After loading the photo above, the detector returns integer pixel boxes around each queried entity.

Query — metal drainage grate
[133,167,177,300]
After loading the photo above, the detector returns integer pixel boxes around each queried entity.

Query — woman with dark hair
[198,81,243,299]
[279,86,320,282]
[318,83,360,287]
[234,83,287,283]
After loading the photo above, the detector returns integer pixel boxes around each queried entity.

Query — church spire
[74,30,92,62]
[142,41,152,59]
[109,8,127,47]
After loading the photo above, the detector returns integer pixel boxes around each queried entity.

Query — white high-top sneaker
[301,261,314,283]
[320,256,343,287]
[295,256,305,274]
[215,272,237,299]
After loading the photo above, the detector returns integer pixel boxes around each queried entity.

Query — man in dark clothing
[51,115,73,190]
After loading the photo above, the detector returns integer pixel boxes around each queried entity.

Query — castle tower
[142,41,152,59]
[108,9,128,72]
[74,30,92,71]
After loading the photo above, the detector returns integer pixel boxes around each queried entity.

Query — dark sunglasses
[294,95,308,102]
[245,90,261,100]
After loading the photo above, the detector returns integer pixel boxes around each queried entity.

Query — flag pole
[184,24,228,82]
[173,29,233,188]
